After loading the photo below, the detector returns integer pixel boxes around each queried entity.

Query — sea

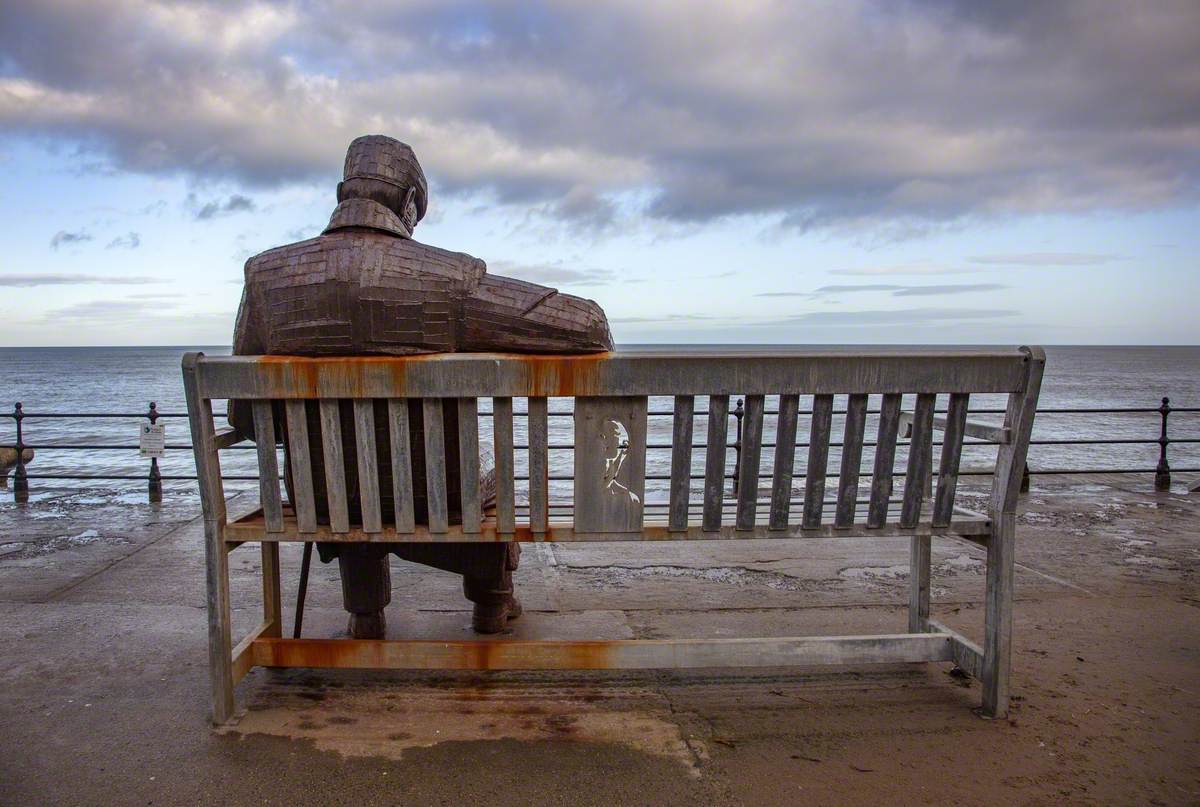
[1,346,1197,505]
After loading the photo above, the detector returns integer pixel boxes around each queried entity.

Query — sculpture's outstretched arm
[460,273,614,353]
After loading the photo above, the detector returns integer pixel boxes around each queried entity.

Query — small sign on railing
[139,423,166,459]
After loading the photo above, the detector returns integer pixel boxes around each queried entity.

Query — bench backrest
[182,347,1044,541]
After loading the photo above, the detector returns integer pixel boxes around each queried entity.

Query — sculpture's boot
[464,564,521,634]
[338,543,392,639]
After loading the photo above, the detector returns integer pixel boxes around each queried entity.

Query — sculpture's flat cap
[343,135,428,221]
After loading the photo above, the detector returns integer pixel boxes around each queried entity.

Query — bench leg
[982,516,1015,718]
[908,534,931,633]
[204,519,235,724]
[261,542,282,639]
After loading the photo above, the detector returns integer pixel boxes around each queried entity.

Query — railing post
[731,398,744,495]
[1155,396,1171,492]
[13,403,29,503]
[147,401,163,503]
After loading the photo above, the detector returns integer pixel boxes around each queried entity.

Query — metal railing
[3,398,1198,503]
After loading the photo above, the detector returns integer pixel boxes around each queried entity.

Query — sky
[0,0,1198,347]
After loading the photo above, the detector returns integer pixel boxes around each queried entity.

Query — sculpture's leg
[338,543,391,639]
[463,543,522,634]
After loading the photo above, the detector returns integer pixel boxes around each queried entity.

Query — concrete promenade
[1,475,1197,805]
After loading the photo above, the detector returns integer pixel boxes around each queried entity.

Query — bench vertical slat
[835,393,868,528]
[528,396,549,536]
[283,400,317,534]
[251,400,284,533]
[493,397,517,535]
[769,394,800,530]
[352,400,382,533]
[867,393,902,528]
[318,400,350,533]
[802,394,834,529]
[702,395,730,532]
[735,395,765,530]
[386,399,415,533]
[900,393,936,528]
[933,392,970,528]
[457,397,482,534]
[422,398,449,534]
[668,395,695,532]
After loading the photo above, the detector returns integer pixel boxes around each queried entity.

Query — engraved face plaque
[573,396,647,533]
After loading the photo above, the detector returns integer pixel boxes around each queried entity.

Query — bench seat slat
[352,400,382,533]
[802,394,834,529]
[318,399,350,533]
[251,400,284,533]
[702,395,730,532]
[735,395,765,530]
[387,399,415,533]
[668,395,694,533]
[493,396,517,535]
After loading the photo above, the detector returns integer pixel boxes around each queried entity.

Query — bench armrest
[213,427,244,449]
[899,411,1010,444]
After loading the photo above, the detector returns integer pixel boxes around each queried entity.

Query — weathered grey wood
[250,400,284,533]
[492,396,516,535]
[573,397,647,533]
[735,395,765,530]
[933,393,970,527]
[213,426,243,449]
[421,398,449,534]
[900,394,936,528]
[983,347,1045,718]
[908,534,931,632]
[182,353,234,725]
[386,399,415,533]
[802,394,834,529]
[868,393,902,528]
[927,619,984,680]
[198,350,1033,400]
[283,400,317,534]
[318,399,350,533]
[702,395,730,532]
[251,633,955,671]
[769,394,800,531]
[261,542,282,638]
[528,396,549,536]
[352,399,382,533]
[668,396,695,533]
[835,394,868,528]
[457,397,482,534]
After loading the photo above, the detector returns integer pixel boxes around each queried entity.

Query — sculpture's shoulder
[244,231,485,288]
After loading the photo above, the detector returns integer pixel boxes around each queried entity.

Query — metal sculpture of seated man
[231,135,613,638]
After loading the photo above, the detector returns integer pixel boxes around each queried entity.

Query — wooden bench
[183,347,1044,724]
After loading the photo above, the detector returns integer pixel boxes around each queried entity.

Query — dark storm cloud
[105,232,141,249]
[1,1,1197,232]
[192,194,256,220]
[49,230,92,249]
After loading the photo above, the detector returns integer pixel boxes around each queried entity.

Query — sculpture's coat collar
[323,198,413,239]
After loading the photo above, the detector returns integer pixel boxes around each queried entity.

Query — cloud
[830,265,970,276]
[105,232,141,249]
[610,314,718,324]
[192,193,256,220]
[757,283,1006,298]
[0,1,1196,234]
[50,298,177,320]
[0,272,158,287]
[49,230,92,249]
[489,260,616,287]
[967,252,1123,266]
[775,308,1018,326]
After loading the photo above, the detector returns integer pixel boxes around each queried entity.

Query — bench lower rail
[246,633,955,672]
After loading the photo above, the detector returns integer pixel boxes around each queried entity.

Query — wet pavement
[1,474,1197,805]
